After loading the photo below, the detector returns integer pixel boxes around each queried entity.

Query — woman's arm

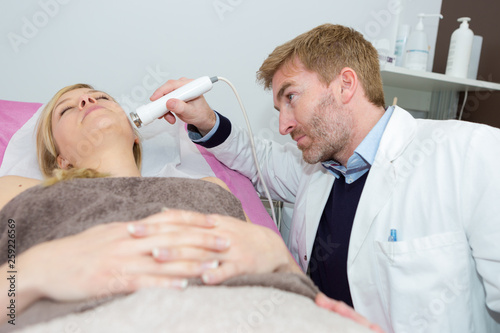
[0,176,41,211]
[201,177,230,190]
[0,260,41,325]
[0,191,296,323]
[0,210,229,323]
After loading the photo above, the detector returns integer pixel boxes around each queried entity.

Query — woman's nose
[78,95,97,110]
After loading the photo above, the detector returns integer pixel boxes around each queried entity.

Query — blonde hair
[36,83,142,180]
[42,168,110,186]
[257,24,385,108]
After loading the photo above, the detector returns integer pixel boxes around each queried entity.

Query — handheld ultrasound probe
[129,76,218,128]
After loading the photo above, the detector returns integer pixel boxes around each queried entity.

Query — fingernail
[127,223,146,236]
[172,279,188,289]
[169,100,177,109]
[161,207,170,212]
[216,237,230,249]
[206,215,218,226]
[152,247,169,260]
[201,260,219,270]
[202,272,211,284]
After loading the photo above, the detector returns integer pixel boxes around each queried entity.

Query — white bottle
[395,24,410,67]
[404,13,443,71]
[445,17,474,78]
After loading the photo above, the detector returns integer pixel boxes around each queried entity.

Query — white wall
[0,0,441,144]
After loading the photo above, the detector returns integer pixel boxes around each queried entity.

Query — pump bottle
[404,13,443,71]
[445,17,474,78]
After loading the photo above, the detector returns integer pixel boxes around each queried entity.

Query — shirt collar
[322,106,395,181]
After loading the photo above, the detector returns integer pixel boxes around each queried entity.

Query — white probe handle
[133,76,215,127]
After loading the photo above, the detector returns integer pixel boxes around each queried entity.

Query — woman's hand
[315,293,385,332]
[142,209,304,284]
[13,208,300,315]
[17,210,230,305]
[149,77,216,135]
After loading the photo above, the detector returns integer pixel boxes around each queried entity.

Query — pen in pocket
[388,229,397,242]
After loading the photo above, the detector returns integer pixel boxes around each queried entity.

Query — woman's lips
[82,105,103,121]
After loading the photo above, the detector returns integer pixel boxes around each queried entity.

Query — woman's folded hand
[140,209,304,285]
[14,208,302,311]
[16,210,228,305]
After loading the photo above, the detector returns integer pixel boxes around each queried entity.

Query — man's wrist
[188,111,232,148]
[197,111,217,137]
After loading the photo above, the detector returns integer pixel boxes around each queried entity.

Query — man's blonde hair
[257,24,385,108]
[36,83,142,179]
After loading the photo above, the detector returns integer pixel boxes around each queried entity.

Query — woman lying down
[0,84,382,332]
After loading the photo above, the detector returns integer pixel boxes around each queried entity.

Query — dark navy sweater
[309,171,369,306]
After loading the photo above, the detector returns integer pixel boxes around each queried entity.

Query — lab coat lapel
[305,170,335,261]
[347,107,416,267]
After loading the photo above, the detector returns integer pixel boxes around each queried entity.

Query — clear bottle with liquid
[395,24,410,67]
[404,13,443,71]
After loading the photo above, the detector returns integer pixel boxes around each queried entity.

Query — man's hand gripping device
[129,76,218,128]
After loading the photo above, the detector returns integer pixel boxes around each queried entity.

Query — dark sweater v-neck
[309,171,369,307]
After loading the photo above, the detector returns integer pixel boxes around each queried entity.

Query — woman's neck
[76,146,141,177]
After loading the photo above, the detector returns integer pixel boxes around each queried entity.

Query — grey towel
[0,177,319,330]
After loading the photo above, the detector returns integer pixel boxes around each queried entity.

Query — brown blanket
[0,177,319,330]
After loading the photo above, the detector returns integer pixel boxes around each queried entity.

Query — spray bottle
[404,13,443,71]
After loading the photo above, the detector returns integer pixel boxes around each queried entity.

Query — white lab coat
[207,106,500,332]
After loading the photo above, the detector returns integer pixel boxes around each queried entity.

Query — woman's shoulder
[0,175,41,188]
[200,177,230,191]
[0,176,41,211]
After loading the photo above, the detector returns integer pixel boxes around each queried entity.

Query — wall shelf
[381,66,500,93]
[381,66,500,120]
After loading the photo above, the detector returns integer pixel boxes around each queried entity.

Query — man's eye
[288,94,295,102]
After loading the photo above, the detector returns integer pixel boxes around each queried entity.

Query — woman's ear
[56,155,72,170]
[338,67,358,104]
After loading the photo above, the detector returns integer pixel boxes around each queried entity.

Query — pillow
[0,99,279,233]
[0,99,42,166]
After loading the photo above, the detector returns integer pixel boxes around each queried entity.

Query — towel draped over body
[0,177,321,331]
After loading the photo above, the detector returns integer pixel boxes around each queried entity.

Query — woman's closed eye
[95,94,110,101]
[59,106,73,116]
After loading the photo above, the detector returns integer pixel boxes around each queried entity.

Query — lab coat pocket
[374,231,473,333]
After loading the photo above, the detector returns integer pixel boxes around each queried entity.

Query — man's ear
[56,155,72,170]
[338,67,358,104]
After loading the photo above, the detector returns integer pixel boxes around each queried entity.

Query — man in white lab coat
[154,24,500,332]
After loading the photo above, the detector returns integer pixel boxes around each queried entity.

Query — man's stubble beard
[295,93,352,164]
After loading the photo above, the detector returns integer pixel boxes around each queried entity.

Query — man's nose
[78,95,97,110]
[279,109,296,136]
